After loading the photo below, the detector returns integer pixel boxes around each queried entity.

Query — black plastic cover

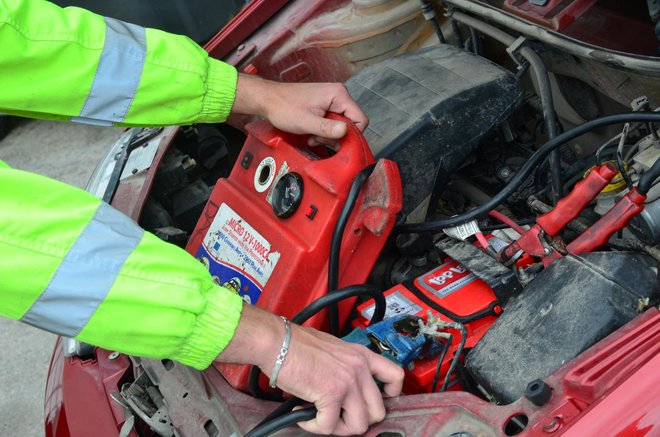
[466,252,659,404]
[346,44,521,214]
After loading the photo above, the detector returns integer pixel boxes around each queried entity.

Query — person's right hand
[230,73,369,144]
[216,304,404,435]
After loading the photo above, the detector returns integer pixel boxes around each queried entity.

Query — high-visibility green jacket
[0,0,244,370]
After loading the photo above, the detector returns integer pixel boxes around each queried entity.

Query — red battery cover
[355,259,498,393]
[186,116,402,392]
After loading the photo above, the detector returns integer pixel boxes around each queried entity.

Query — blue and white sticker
[360,291,422,321]
[196,203,280,304]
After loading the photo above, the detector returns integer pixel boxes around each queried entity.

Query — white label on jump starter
[443,220,480,241]
[361,291,422,321]
[266,160,289,205]
[196,203,281,305]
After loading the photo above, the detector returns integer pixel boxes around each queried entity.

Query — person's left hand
[231,73,368,143]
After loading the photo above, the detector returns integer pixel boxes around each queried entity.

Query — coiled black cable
[328,164,376,336]
[395,112,660,234]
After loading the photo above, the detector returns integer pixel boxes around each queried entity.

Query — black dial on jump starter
[271,172,304,218]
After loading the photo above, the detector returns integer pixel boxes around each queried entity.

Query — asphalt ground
[0,118,122,437]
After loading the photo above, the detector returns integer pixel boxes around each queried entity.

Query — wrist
[214,304,284,370]
[232,73,278,119]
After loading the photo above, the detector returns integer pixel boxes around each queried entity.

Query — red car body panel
[45,342,136,437]
[45,0,660,435]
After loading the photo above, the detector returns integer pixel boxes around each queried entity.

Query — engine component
[185,116,402,392]
[629,197,660,244]
[345,44,521,216]
[171,179,212,232]
[466,251,659,403]
[354,256,499,393]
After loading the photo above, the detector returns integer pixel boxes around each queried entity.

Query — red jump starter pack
[186,115,402,392]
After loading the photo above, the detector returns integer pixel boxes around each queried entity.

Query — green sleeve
[0,164,244,370]
[0,0,237,126]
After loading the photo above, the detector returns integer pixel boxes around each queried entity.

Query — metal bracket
[506,36,529,70]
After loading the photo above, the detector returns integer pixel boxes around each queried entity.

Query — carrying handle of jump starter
[303,112,375,176]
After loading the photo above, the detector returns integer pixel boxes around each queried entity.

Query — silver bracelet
[269,316,291,388]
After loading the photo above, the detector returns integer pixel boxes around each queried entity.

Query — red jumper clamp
[502,163,647,266]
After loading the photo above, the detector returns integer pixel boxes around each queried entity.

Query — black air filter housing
[466,252,659,404]
[346,44,521,214]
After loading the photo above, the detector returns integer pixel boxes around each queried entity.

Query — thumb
[308,114,347,139]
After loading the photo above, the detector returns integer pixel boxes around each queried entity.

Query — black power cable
[439,323,467,392]
[638,157,660,195]
[615,123,634,190]
[395,112,660,234]
[248,284,386,400]
[245,284,387,436]
[245,408,317,437]
[431,334,452,392]
[328,165,376,336]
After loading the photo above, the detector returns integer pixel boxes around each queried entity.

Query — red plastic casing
[185,115,402,392]
[503,0,598,31]
[354,259,498,393]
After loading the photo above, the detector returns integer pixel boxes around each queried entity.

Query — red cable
[488,210,527,235]
[475,232,490,249]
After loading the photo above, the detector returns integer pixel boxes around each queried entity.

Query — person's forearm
[0,0,237,127]
[0,164,243,369]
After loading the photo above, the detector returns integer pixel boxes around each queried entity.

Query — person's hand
[231,73,368,143]
[216,304,404,436]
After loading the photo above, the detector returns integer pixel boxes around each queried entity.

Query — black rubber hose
[395,112,660,234]
[451,19,464,47]
[638,157,660,195]
[450,11,562,203]
[480,218,536,232]
[248,284,386,400]
[419,0,447,43]
[328,165,376,336]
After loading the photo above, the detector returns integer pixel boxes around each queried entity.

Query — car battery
[354,258,499,393]
[186,115,402,392]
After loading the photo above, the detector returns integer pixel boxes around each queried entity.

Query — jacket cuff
[197,59,238,123]
[172,285,244,369]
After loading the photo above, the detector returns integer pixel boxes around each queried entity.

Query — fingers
[298,399,343,435]
[364,351,405,398]
[298,384,370,436]
[257,79,368,139]
[267,324,402,435]
[326,83,369,132]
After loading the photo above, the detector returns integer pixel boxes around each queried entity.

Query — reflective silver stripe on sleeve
[20,202,144,337]
[71,17,147,126]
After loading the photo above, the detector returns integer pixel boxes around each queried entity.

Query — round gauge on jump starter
[271,172,304,218]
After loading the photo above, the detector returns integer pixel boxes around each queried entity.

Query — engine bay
[108,1,660,435]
